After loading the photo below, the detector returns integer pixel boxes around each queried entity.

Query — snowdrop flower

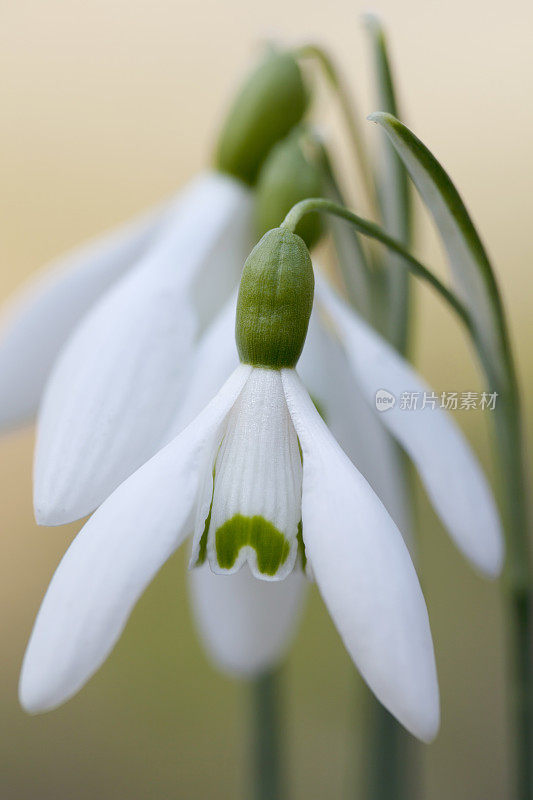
[0,49,308,523]
[33,173,254,524]
[20,227,441,742]
[176,265,503,682]
[181,295,409,677]
[173,269,503,578]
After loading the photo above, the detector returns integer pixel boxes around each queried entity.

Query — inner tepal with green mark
[193,367,304,581]
[191,227,314,581]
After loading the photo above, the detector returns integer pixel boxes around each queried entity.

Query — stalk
[296,44,378,218]
[282,198,473,333]
[250,669,285,800]
[363,697,413,800]
[494,383,532,800]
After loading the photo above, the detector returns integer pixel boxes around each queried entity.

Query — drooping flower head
[20,225,442,742]
[0,48,318,526]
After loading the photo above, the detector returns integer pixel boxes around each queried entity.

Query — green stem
[494,386,532,800]
[250,669,285,800]
[363,695,414,800]
[282,198,473,334]
[479,257,531,798]
[297,44,378,216]
[509,585,532,800]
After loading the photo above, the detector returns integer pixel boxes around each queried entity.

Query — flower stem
[282,198,473,334]
[250,669,285,800]
[509,584,532,800]
[363,694,414,800]
[296,44,378,217]
[494,388,532,800]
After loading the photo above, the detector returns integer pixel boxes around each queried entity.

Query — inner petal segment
[205,368,302,581]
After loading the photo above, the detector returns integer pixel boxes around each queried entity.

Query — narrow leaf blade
[369,111,510,387]
[364,16,412,353]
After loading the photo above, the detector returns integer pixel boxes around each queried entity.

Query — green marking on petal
[296,520,307,571]
[196,505,212,566]
[195,465,216,566]
[215,514,291,576]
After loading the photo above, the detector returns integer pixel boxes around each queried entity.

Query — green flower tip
[215,49,310,186]
[236,227,314,369]
[255,128,325,249]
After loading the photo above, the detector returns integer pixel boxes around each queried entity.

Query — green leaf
[364,16,412,354]
[369,111,512,388]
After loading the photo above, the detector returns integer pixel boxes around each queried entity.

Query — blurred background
[1,0,532,797]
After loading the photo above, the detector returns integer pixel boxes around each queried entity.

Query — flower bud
[215,50,309,186]
[236,228,314,369]
[256,129,324,249]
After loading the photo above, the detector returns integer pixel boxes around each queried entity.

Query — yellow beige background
[1,0,532,797]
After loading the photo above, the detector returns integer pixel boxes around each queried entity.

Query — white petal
[282,369,439,742]
[187,564,306,676]
[196,369,302,581]
[20,365,251,713]
[0,204,164,431]
[316,277,503,576]
[34,172,253,525]
[299,307,412,539]
[166,292,240,439]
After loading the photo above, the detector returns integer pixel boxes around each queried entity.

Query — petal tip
[33,490,87,527]
[478,544,505,580]
[417,708,441,744]
[467,522,505,579]
[400,685,440,743]
[383,667,441,743]
[33,501,70,528]
[18,668,51,715]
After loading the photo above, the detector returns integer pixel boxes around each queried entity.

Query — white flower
[181,298,409,678]
[20,229,442,743]
[2,48,311,525]
[171,270,503,686]
[19,226,503,746]
[30,172,253,524]
[175,274,503,577]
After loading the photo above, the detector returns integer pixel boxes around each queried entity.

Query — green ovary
[215,514,291,576]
